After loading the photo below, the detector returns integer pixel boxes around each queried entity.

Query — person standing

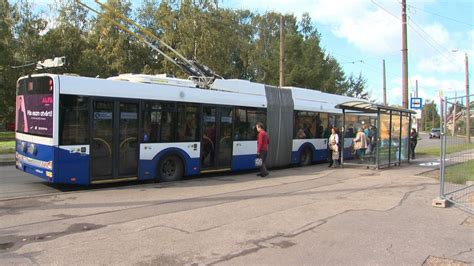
[328,127,340,167]
[353,127,368,162]
[256,122,269,177]
[410,128,418,159]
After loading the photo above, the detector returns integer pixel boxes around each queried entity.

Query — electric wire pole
[383,59,387,105]
[279,16,285,88]
[401,0,409,108]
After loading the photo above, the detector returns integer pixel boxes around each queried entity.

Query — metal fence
[439,95,473,214]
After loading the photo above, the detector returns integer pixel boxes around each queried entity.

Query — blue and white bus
[15,73,372,185]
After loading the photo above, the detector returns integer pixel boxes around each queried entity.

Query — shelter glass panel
[391,112,401,163]
[378,112,391,166]
[400,114,410,161]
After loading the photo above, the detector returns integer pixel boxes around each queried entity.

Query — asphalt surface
[0,158,472,265]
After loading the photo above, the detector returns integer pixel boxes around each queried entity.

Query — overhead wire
[405,3,474,28]
[372,0,467,76]
[407,16,464,72]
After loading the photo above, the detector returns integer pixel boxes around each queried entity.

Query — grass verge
[0,131,14,141]
[0,140,15,154]
[423,160,474,185]
[445,160,474,184]
[0,131,15,154]
[416,143,474,157]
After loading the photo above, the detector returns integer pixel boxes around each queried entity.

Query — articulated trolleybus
[15,73,361,185]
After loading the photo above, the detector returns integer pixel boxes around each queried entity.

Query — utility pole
[383,59,387,105]
[401,0,409,108]
[465,53,471,143]
[432,101,435,129]
[415,80,418,98]
[279,16,285,88]
[415,80,419,132]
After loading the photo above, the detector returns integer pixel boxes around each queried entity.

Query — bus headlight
[17,141,27,152]
[27,143,37,155]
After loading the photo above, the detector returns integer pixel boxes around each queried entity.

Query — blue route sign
[410,97,423,109]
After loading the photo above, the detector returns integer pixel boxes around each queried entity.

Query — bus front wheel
[157,155,184,182]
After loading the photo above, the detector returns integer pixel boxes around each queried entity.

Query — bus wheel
[300,147,312,166]
[157,155,184,182]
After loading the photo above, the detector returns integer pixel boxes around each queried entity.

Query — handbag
[255,158,263,167]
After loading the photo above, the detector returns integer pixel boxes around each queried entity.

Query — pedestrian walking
[328,127,340,167]
[410,128,418,159]
[256,122,269,177]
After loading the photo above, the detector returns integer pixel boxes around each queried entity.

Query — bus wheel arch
[299,144,313,166]
[156,153,185,182]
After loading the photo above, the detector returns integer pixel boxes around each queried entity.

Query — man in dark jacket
[256,122,269,177]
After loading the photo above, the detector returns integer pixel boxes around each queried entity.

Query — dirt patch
[461,216,474,227]
[423,255,470,266]
[419,169,439,179]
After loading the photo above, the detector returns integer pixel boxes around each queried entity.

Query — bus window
[160,103,176,142]
[143,102,161,143]
[177,103,200,142]
[318,113,329,139]
[143,101,177,143]
[294,111,317,139]
[234,107,266,141]
[59,95,89,145]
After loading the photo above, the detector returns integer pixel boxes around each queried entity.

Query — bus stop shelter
[335,101,416,169]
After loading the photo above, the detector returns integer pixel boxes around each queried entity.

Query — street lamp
[452,50,470,143]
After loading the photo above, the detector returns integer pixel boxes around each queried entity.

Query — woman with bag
[353,127,368,162]
[328,127,339,167]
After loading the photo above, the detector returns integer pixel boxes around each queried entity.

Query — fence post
[439,97,447,198]
[376,110,380,169]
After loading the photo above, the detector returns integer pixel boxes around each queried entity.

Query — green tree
[40,0,90,74]
[345,73,369,99]
[0,0,17,125]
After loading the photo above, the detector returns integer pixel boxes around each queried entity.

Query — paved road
[0,165,61,200]
[0,161,472,265]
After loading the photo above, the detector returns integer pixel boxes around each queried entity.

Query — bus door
[201,106,233,171]
[90,100,139,182]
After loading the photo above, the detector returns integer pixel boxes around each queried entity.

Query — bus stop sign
[410,97,422,109]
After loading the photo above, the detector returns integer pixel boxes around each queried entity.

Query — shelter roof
[335,100,416,114]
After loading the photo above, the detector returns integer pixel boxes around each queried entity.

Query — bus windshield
[16,76,54,137]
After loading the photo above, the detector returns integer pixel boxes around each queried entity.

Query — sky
[33,0,473,108]
[223,0,474,107]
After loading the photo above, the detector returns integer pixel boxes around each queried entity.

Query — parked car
[429,128,441,139]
